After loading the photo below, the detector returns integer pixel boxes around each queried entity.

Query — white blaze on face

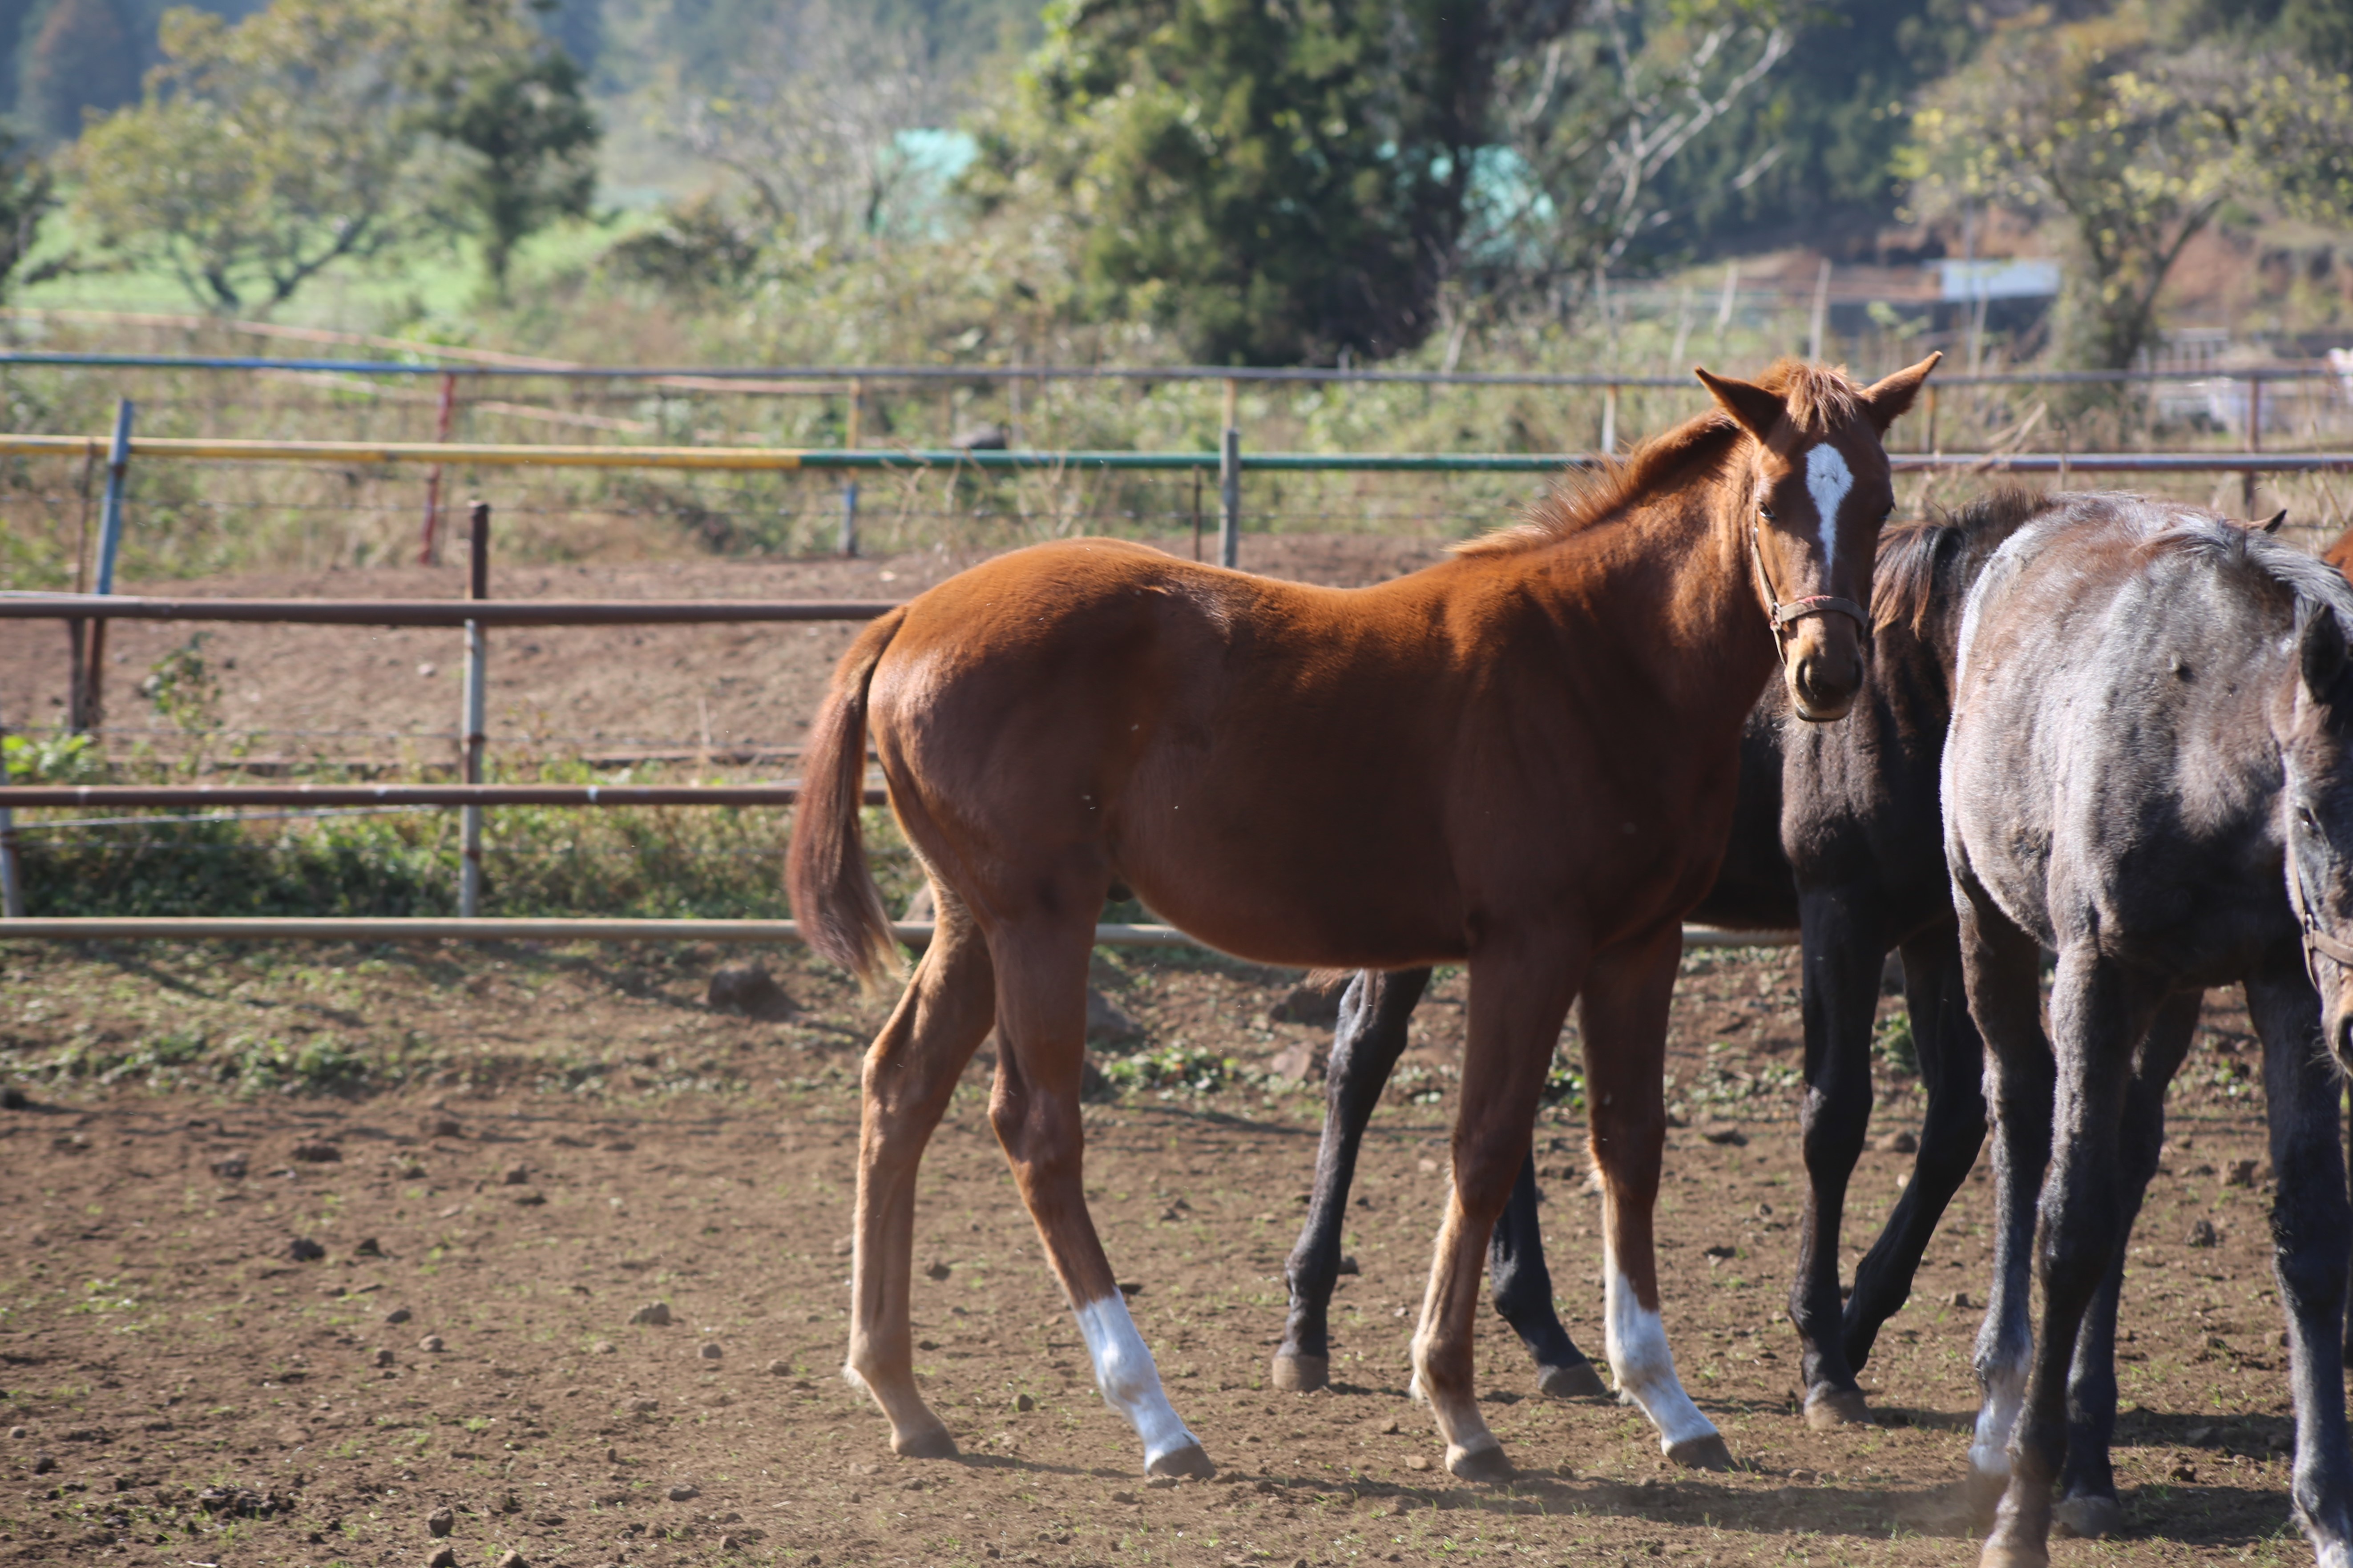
[1073,1294,1199,1470]
[1805,443,1855,578]
[1602,1250,1718,1452]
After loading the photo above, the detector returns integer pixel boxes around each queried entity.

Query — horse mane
[1455,359,1868,559]
[2155,508,2353,636]
[1871,488,2051,637]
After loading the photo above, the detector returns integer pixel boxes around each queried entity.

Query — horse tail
[787,606,908,988]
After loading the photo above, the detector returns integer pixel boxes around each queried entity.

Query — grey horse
[1945,494,2353,1568]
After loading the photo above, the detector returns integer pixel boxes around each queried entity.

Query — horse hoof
[1270,1354,1328,1393]
[2051,1491,2121,1540]
[1665,1433,1733,1471]
[1147,1443,1216,1480]
[1536,1361,1610,1400]
[891,1424,958,1459]
[1803,1388,1873,1429]
[1446,1440,1515,1482]
[1978,1539,2049,1568]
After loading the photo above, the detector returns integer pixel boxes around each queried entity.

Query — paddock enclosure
[2,339,2350,1565]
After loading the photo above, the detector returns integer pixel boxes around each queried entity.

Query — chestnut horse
[789,355,1937,1480]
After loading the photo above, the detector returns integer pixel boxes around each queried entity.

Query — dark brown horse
[789,355,1937,1479]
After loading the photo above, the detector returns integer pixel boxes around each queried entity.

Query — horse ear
[1694,368,1787,443]
[2257,509,2288,535]
[1859,352,1943,435]
[2302,610,2347,704]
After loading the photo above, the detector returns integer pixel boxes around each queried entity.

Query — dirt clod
[427,1506,454,1537]
[287,1237,326,1262]
[631,1302,672,1326]
[707,964,797,1021]
[1873,1130,1918,1154]
[354,1236,383,1257]
[292,1141,342,1162]
[386,1306,413,1324]
[2188,1218,2221,1248]
[1013,1393,1036,1412]
[493,1552,528,1568]
[503,1164,530,1185]
[923,1260,952,1281]
[1269,975,1349,1028]
[0,1086,26,1110]
[418,1334,445,1352]
[425,1116,462,1140]
[2227,1158,2261,1187]
[426,1550,458,1568]
[210,1155,247,1180]
[375,1348,396,1368]
[1700,1125,1750,1146]
[698,1342,722,1360]
[765,1359,790,1376]
[668,1484,700,1502]
[1086,988,1143,1044]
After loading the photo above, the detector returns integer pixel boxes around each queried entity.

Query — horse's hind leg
[1786,884,1888,1427]
[1842,920,1987,1382]
[1490,1149,1608,1398]
[2247,955,2353,1565]
[846,889,998,1459]
[1953,868,2055,1522]
[2054,988,2199,1541]
[989,915,1211,1479]
[1275,967,1429,1393]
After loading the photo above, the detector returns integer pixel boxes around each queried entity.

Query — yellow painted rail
[0,434,817,470]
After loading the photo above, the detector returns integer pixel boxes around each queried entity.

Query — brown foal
[789,355,1937,1480]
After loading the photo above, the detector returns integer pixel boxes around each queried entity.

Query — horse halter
[2286,845,2353,985]
[1748,511,1868,653]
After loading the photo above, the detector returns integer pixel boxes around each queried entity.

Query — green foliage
[0,131,60,298]
[416,6,599,290]
[138,632,222,737]
[19,0,141,140]
[967,0,1575,365]
[1,730,97,783]
[1905,4,2353,371]
[69,0,598,310]
[1101,1042,1237,1096]
[1873,1008,1917,1075]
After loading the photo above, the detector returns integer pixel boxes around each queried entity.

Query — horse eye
[2298,804,2320,830]
[1758,504,1776,522]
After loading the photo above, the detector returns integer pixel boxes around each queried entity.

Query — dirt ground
[0,933,2311,1568]
[0,535,2329,1567]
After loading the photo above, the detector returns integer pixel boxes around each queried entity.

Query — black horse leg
[2247,957,2353,1564]
[1841,919,1987,1379]
[1786,885,1885,1426]
[2053,989,2200,1540]
[1489,1144,1608,1397]
[1273,968,1431,1393]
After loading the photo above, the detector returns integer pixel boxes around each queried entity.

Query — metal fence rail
[0,784,884,807]
[0,594,897,625]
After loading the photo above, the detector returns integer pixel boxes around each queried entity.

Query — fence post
[0,696,21,919]
[83,400,135,735]
[839,482,860,558]
[420,371,458,566]
[2244,375,2262,517]
[459,500,489,918]
[1601,383,1619,454]
[1219,377,1240,569]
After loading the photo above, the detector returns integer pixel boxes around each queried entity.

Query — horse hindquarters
[2245,958,2353,1563]
[1275,968,1432,1392]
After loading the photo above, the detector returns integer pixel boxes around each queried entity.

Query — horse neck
[1540,468,1780,733]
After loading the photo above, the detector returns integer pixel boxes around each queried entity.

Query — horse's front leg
[1980,947,2155,1568]
[2247,955,2353,1567]
[2052,988,2199,1541]
[1786,883,1888,1427]
[1843,919,1988,1384]
[1953,866,2056,1521]
[1410,933,1582,1480]
[1275,967,1431,1392]
[1582,923,1731,1468]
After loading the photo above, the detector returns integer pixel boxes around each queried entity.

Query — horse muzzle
[1779,606,1867,723]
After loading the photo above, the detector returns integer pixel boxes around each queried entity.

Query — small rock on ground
[631,1302,672,1326]
[668,1484,700,1502]
[494,1552,529,1568]
[286,1237,326,1262]
[427,1549,458,1568]
[418,1335,445,1353]
[765,1359,790,1376]
[385,1306,412,1325]
[707,963,798,1021]
[923,1260,952,1281]
[698,1343,722,1360]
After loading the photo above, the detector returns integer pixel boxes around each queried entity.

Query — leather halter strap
[1768,593,1869,632]
[2304,924,2353,970]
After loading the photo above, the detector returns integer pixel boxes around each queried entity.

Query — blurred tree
[73,0,434,311]
[658,1,940,254]
[416,3,599,292]
[1905,4,2353,371]
[72,0,596,310]
[0,129,57,294]
[966,0,1579,366]
[19,0,139,138]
